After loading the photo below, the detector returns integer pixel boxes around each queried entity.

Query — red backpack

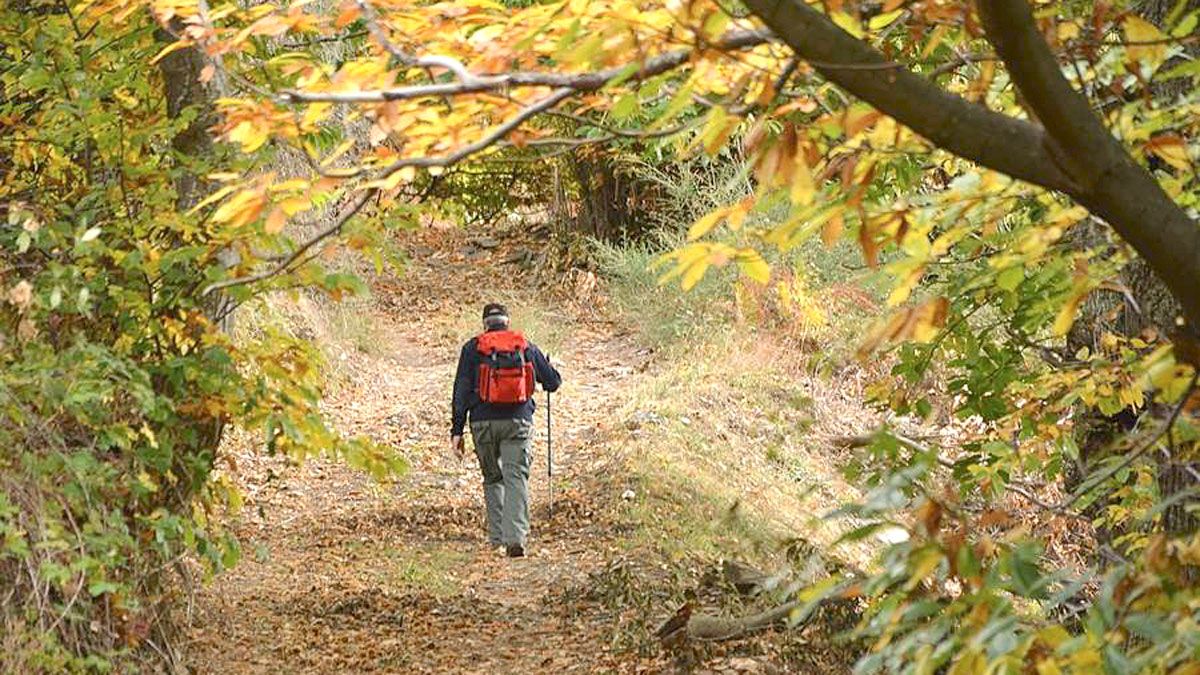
[476,330,535,404]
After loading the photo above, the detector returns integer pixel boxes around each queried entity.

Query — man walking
[451,303,561,557]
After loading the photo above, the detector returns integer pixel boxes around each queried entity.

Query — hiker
[451,303,562,558]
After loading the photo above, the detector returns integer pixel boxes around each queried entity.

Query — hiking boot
[505,543,525,558]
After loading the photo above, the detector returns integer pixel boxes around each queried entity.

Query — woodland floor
[182,225,676,673]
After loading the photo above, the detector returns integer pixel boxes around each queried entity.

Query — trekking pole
[546,390,554,520]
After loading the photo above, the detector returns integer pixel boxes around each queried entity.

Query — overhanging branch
[977,0,1200,329]
[279,28,774,104]
[741,0,1076,194]
[201,87,574,296]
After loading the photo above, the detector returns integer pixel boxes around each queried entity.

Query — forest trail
[183,225,658,673]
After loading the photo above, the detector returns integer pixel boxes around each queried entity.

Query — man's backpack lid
[476,330,527,355]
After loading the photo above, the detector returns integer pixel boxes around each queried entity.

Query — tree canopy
[3,0,1200,670]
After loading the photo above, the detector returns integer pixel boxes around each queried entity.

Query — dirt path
[183,227,654,673]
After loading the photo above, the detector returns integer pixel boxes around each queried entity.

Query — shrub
[0,8,401,668]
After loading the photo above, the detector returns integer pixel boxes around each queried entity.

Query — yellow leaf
[365,165,418,190]
[790,146,816,206]
[320,138,357,167]
[868,8,904,30]
[886,260,925,307]
[727,198,753,231]
[211,189,266,228]
[1125,15,1169,72]
[1147,134,1191,171]
[469,24,506,47]
[911,297,949,343]
[1058,20,1081,42]
[680,258,710,291]
[188,183,238,214]
[301,102,332,130]
[736,249,770,284]
[228,120,270,153]
[831,11,864,38]
[278,197,310,216]
[655,243,708,281]
[687,207,727,241]
[150,40,193,65]
[1053,286,1091,336]
[701,9,730,39]
[701,107,738,156]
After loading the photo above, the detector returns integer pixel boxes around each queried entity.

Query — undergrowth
[572,156,898,670]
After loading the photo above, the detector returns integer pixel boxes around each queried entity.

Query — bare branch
[201,88,574,296]
[279,28,773,104]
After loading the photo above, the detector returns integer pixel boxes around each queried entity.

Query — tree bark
[1061,0,1200,548]
[975,0,1200,331]
[155,34,227,461]
[156,30,216,210]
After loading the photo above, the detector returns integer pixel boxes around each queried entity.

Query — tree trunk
[1062,0,1200,549]
[568,152,656,242]
[744,0,1200,549]
[155,33,226,472]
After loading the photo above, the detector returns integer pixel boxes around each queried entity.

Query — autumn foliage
[3,0,1200,671]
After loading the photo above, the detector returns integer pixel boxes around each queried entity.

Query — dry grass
[611,327,891,571]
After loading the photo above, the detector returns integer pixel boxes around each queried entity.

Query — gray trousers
[469,418,533,547]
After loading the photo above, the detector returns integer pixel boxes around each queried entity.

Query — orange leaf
[822,210,844,246]
[859,216,880,268]
[264,208,287,234]
[1146,134,1191,171]
[335,3,361,28]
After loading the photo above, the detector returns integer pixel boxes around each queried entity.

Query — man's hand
[450,435,465,459]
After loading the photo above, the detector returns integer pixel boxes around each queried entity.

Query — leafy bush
[593,232,736,348]
[594,153,881,353]
[0,8,401,669]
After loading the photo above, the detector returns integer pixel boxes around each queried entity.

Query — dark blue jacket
[451,330,562,436]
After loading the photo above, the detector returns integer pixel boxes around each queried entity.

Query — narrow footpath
[183,225,656,673]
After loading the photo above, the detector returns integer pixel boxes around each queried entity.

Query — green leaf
[1123,613,1173,643]
[995,265,1023,291]
[611,93,638,121]
[652,79,695,130]
[88,581,120,597]
[736,249,770,284]
[1171,10,1198,37]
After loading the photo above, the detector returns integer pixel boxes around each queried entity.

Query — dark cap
[482,302,508,320]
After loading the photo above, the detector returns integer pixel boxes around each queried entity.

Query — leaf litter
[182,224,672,673]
